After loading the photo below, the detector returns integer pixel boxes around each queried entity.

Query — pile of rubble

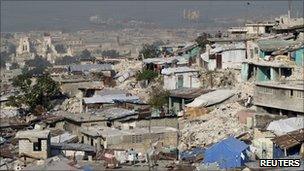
[200,69,239,89]
[179,102,247,151]
[60,97,82,113]
[113,59,142,73]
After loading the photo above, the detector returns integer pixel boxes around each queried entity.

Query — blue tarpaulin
[203,136,249,169]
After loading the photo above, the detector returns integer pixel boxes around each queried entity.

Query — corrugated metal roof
[272,128,304,149]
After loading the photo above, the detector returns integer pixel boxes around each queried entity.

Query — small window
[49,123,56,128]
[33,139,42,151]
[290,90,294,97]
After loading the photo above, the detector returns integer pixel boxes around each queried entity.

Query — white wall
[222,50,246,69]
[247,26,266,35]
[163,72,200,90]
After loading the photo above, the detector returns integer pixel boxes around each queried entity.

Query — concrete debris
[200,69,239,89]
[0,109,19,118]
[60,97,82,113]
[179,102,247,151]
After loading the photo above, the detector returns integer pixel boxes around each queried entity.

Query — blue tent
[203,136,249,169]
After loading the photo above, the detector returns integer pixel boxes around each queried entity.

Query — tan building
[80,126,178,153]
[254,80,304,116]
[15,129,51,159]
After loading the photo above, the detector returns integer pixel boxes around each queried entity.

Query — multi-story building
[254,80,304,116]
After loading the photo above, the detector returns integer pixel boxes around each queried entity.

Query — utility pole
[288,0,292,19]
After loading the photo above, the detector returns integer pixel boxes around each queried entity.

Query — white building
[201,42,246,70]
[16,37,31,55]
[161,67,200,90]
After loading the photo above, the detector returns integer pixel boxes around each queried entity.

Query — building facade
[254,80,304,116]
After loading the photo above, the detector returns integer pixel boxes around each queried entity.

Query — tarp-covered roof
[186,89,234,107]
[267,117,304,135]
[203,136,249,169]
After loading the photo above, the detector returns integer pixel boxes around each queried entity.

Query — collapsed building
[80,126,178,153]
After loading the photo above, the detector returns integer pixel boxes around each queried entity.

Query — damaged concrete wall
[19,138,50,159]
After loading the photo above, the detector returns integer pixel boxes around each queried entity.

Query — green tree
[136,70,158,81]
[139,43,160,59]
[148,87,170,109]
[102,50,120,58]
[25,55,51,68]
[0,51,11,68]
[7,73,61,114]
[195,33,210,51]
[54,44,67,53]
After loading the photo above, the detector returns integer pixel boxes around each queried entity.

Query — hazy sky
[1,1,303,32]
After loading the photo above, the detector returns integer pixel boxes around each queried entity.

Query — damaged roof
[69,64,113,73]
[170,88,212,99]
[51,143,95,152]
[161,67,199,75]
[83,93,141,104]
[257,39,296,51]
[186,89,235,108]
[142,55,189,65]
[272,128,304,149]
[81,126,178,138]
[267,117,304,135]
[15,130,50,139]
[64,108,138,122]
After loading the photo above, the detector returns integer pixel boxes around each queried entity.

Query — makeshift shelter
[203,136,249,169]
[266,117,304,135]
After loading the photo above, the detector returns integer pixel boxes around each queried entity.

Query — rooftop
[255,80,304,91]
[170,88,213,99]
[69,64,113,73]
[15,129,50,139]
[142,55,189,65]
[161,67,199,75]
[51,143,96,152]
[81,126,178,138]
[272,128,304,149]
[83,93,141,104]
[64,108,138,122]
[257,39,297,51]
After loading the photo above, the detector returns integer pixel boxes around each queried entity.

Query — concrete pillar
[168,97,172,112]
[241,63,249,81]
[270,67,279,81]
[279,109,283,116]
[97,137,101,151]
